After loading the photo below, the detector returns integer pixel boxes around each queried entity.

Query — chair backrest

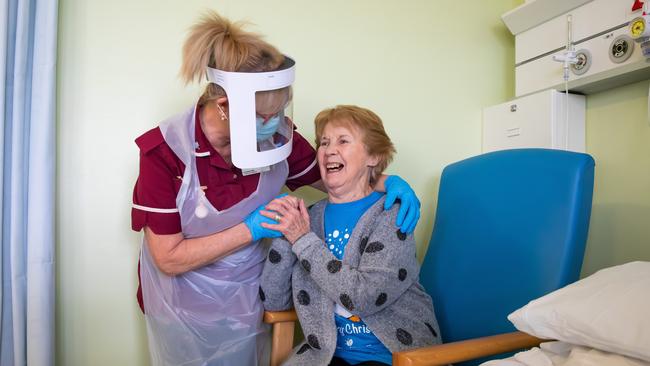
[420,149,595,346]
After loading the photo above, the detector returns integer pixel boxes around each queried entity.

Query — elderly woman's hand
[260,195,311,244]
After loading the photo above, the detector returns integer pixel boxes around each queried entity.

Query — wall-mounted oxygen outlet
[571,49,591,75]
[609,35,634,63]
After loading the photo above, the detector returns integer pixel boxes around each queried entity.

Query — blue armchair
[393,148,595,366]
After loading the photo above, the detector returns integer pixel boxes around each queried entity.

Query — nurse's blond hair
[180,11,285,106]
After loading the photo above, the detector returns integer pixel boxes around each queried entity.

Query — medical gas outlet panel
[504,0,650,97]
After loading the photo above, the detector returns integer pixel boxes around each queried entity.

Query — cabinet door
[482,90,555,152]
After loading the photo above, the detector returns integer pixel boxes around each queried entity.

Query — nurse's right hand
[244,202,283,242]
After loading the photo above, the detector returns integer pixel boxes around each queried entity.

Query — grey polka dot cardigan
[260,197,441,365]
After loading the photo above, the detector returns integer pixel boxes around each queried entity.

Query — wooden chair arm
[393,331,546,366]
[264,310,299,366]
[263,309,298,323]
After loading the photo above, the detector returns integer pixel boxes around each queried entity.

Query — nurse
[131,11,421,366]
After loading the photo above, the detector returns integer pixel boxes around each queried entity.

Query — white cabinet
[482,90,585,153]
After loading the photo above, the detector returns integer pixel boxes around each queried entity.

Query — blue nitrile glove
[244,194,287,241]
[384,175,421,234]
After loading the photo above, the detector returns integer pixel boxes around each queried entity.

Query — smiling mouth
[326,163,344,172]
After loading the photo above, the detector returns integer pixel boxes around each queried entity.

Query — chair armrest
[393,331,546,366]
[264,310,299,366]
[264,310,298,323]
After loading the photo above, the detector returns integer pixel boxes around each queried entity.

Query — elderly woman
[259,105,441,366]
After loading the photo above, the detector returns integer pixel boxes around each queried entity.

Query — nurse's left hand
[384,175,421,234]
[244,198,284,242]
[261,195,311,244]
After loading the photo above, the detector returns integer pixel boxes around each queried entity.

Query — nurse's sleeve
[285,130,320,190]
[131,127,183,235]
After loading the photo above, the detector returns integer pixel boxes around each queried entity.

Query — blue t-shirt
[324,192,392,365]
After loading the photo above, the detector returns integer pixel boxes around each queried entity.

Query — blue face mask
[256,112,283,141]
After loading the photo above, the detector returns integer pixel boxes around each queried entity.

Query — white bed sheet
[480,341,650,366]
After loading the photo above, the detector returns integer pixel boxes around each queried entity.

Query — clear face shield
[206,57,295,171]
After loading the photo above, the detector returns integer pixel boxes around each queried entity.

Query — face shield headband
[206,57,296,170]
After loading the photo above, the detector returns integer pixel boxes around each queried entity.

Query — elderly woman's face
[317,121,378,199]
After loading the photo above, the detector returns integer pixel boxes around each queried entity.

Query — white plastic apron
[140,104,288,366]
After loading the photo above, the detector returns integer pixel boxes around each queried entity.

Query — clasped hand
[260,195,311,244]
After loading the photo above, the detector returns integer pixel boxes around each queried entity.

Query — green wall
[582,80,650,276]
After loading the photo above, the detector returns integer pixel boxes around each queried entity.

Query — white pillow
[508,261,650,362]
